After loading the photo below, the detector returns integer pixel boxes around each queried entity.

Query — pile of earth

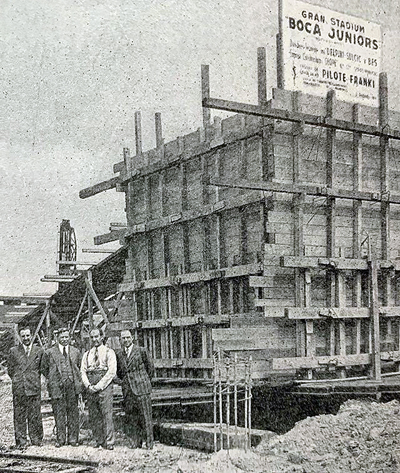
[256,399,400,473]
[177,399,400,473]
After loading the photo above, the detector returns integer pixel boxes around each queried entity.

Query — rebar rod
[226,356,230,453]
[248,355,252,450]
[234,353,238,437]
[218,349,223,450]
[213,353,217,452]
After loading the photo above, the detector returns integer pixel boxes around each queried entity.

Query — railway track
[0,452,98,473]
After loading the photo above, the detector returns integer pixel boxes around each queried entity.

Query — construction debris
[257,399,400,473]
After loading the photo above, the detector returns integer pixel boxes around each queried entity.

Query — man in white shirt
[41,328,83,447]
[81,328,117,450]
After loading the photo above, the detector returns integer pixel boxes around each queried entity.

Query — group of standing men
[7,326,154,451]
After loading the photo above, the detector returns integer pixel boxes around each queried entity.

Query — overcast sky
[1,0,400,295]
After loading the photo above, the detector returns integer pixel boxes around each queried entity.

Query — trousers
[51,380,79,445]
[13,391,43,447]
[87,384,114,447]
[124,392,153,448]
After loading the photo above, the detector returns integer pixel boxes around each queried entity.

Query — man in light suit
[7,327,44,449]
[81,328,116,450]
[116,330,154,449]
[41,328,83,447]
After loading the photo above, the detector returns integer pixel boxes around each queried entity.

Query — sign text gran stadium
[280,0,381,106]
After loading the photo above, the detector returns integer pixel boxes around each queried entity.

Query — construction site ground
[0,376,400,472]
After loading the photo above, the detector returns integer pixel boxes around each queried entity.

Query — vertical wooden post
[201,65,211,140]
[379,73,392,351]
[304,270,313,379]
[257,47,267,107]
[276,1,284,91]
[135,111,143,156]
[155,112,163,149]
[352,104,363,355]
[369,259,381,381]
[292,91,306,358]
[87,269,93,330]
[326,90,339,369]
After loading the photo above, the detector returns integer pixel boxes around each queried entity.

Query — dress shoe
[55,442,64,448]
[105,445,114,450]
[14,444,27,451]
[69,442,79,447]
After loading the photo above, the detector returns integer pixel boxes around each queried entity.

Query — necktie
[125,347,130,357]
[93,347,100,368]
[63,346,68,359]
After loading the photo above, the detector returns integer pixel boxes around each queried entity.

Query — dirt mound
[257,399,400,473]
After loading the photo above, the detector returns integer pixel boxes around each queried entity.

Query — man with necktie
[116,330,154,449]
[81,328,116,450]
[41,328,83,447]
[7,327,44,449]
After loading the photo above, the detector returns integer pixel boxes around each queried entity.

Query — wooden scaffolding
[80,47,400,383]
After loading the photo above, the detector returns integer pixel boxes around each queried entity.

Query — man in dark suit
[7,327,44,449]
[41,328,83,447]
[116,330,154,449]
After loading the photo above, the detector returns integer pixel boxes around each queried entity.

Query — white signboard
[279,0,382,107]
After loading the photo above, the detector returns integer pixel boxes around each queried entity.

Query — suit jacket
[41,345,83,399]
[7,344,43,397]
[117,346,154,397]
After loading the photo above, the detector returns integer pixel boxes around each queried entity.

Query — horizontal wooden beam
[210,177,400,205]
[43,274,78,280]
[0,295,49,304]
[82,248,116,254]
[107,315,229,331]
[79,176,121,199]
[94,229,127,245]
[113,125,261,182]
[204,96,400,140]
[57,261,96,266]
[280,256,400,271]
[125,191,263,237]
[286,308,370,319]
[40,277,75,283]
[273,351,400,371]
[213,327,294,351]
[119,263,262,292]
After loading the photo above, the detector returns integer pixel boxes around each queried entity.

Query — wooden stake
[135,111,143,156]
[71,292,88,334]
[369,259,381,381]
[257,47,267,107]
[201,65,211,140]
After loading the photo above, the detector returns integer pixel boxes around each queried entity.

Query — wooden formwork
[81,47,400,382]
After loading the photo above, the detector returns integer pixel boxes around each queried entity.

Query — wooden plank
[352,104,363,355]
[379,74,392,348]
[201,65,211,139]
[209,177,400,205]
[119,264,261,293]
[84,278,110,324]
[94,229,127,245]
[79,176,120,199]
[369,260,381,381]
[203,96,400,140]
[281,256,369,270]
[286,307,370,319]
[272,350,400,371]
[126,190,264,237]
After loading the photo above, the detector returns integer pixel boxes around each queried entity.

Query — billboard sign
[279,0,382,107]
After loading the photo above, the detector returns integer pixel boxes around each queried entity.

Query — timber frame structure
[80,46,400,383]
